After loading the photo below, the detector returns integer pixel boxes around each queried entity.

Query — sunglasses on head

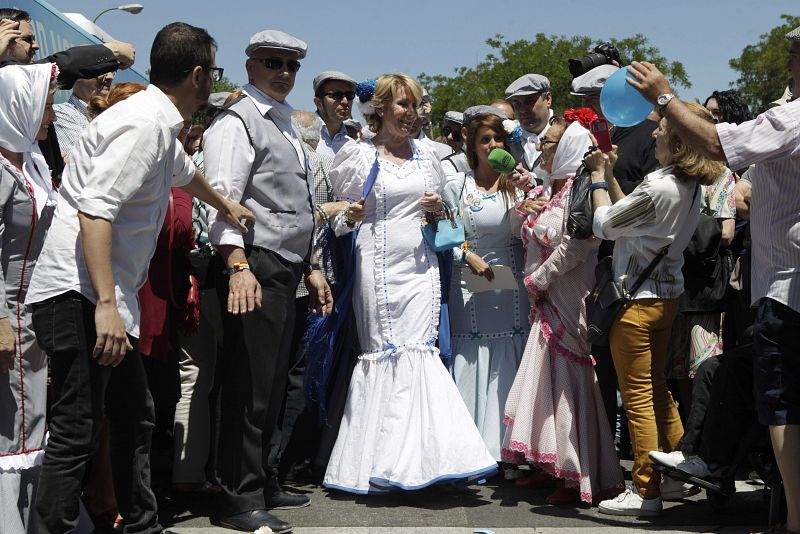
[322,90,356,101]
[261,57,301,73]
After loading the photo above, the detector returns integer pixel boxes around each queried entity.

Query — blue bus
[5,0,149,101]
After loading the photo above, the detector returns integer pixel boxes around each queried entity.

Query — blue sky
[45,0,798,118]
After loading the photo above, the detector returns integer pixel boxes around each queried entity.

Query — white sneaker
[675,456,711,478]
[660,476,701,500]
[598,488,662,517]
[648,450,686,469]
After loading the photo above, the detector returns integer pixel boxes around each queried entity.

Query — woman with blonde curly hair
[321,73,496,494]
[587,102,725,517]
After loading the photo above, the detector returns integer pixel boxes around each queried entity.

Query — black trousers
[30,291,161,534]
[676,355,720,456]
[215,247,302,514]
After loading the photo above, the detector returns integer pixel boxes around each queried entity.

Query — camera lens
[568,53,608,77]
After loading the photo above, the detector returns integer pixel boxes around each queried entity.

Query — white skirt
[324,345,498,494]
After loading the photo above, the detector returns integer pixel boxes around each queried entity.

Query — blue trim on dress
[324,464,499,495]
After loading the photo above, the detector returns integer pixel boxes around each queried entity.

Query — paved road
[156,465,773,534]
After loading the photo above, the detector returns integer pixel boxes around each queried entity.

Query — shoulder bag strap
[627,183,700,297]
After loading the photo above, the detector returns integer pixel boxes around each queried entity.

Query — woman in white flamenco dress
[322,75,497,494]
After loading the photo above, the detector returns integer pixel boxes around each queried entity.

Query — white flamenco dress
[323,139,497,494]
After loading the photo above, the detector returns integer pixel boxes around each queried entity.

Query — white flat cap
[246,29,307,58]
[505,74,550,99]
[570,64,619,96]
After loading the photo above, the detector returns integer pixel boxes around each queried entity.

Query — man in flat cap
[313,70,357,157]
[504,73,553,183]
[623,25,800,530]
[441,111,470,176]
[204,29,331,533]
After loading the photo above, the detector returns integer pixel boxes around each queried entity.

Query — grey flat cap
[208,91,232,108]
[463,105,508,125]
[246,30,307,58]
[313,71,356,93]
[570,64,619,96]
[443,111,464,125]
[787,25,800,41]
[504,74,550,99]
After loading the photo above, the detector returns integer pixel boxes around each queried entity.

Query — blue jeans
[29,291,161,534]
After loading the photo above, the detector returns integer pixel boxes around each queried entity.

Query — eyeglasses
[537,138,558,149]
[442,126,462,141]
[322,90,355,101]
[260,57,301,73]
[183,66,224,82]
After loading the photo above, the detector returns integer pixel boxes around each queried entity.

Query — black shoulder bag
[585,183,699,346]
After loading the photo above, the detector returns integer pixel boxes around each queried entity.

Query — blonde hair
[88,82,146,118]
[665,101,725,185]
[365,73,423,133]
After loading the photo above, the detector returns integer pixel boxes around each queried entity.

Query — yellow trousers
[610,298,684,499]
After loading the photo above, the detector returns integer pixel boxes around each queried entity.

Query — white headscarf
[544,121,593,186]
[0,63,59,216]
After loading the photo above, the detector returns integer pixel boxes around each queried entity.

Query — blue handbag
[422,204,466,252]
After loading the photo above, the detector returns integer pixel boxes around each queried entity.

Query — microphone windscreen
[488,148,516,174]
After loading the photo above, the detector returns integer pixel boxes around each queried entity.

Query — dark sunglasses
[261,57,301,73]
[442,126,462,141]
[322,90,356,101]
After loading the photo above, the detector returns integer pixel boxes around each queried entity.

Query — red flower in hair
[50,63,58,83]
[563,107,598,129]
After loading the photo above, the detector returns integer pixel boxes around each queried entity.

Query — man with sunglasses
[441,110,470,177]
[204,29,329,534]
[312,70,357,158]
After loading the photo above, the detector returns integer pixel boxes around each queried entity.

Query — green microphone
[488,148,517,174]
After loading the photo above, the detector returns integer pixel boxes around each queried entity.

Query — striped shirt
[593,165,700,299]
[717,98,800,312]
[53,93,89,156]
[296,143,335,298]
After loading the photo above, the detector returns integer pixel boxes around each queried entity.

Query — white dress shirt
[316,114,350,158]
[717,98,800,312]
[26,85,196,337]
[519,110,553,168]
[204,84,305,249]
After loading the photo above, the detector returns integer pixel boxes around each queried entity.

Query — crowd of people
[0,8,798,534]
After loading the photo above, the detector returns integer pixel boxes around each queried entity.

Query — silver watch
[656,93,675,113]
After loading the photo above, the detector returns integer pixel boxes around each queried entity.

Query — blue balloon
[600,66,653,127]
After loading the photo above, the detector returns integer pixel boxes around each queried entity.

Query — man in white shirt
[627,25,800,534]
[313,70,356,157]
[203,29,331,534]
[504,73,553,182]
[25,23,253,534]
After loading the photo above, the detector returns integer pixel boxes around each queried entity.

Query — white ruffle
[0,448,44,473]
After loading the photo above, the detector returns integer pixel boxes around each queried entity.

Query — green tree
[729,14,799,114]
[213,75,239,94]
[419,33,690,132]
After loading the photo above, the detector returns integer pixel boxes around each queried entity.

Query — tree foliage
[729,14,800,114]
[213,75,239,94]
[419,33,690,132]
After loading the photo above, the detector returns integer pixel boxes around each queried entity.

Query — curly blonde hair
[365,73,422,133]
[664,101,725,185]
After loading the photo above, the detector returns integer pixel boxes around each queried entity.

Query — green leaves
[419,33,690,133]
[729,14,800,114]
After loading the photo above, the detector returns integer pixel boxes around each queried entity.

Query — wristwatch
[303,261,321,277]
[656,93,676,113]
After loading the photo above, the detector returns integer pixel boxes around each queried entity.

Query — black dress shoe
[265,490,311,510]
[217,509,293,533]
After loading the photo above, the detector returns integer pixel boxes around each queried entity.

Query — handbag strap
[626,183,700,297]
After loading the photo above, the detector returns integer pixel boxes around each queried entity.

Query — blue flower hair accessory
[356,78,377,116]
[507,124,523,145]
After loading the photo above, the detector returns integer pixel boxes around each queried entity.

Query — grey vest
[509,140,546,186]
[221,96,315,264]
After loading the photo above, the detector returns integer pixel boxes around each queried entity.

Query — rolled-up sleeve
[593,188,657,241]
[203,113,255,249]
[717,102,800,171]
[75,120,160,221]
